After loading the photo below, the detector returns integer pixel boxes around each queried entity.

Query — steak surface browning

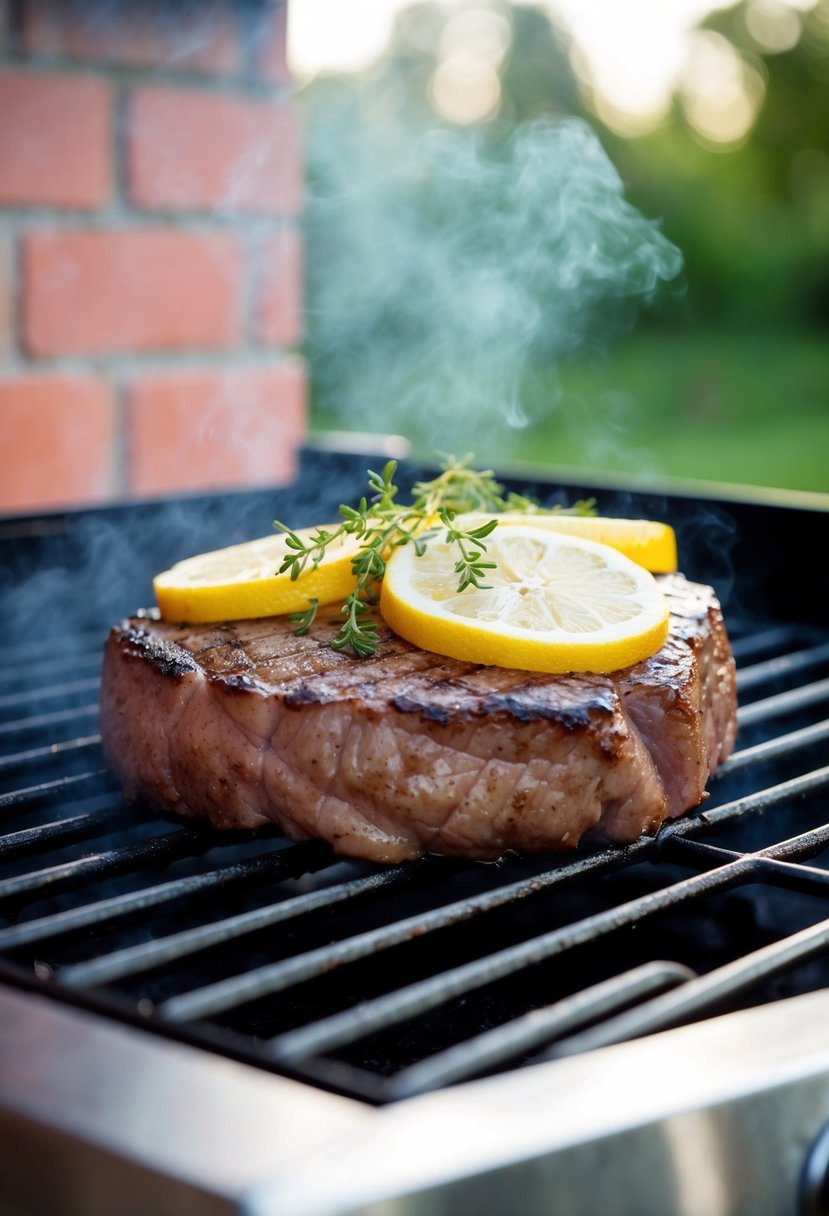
[100,573,737,863]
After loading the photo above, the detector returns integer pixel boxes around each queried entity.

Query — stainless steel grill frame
[1,448,828,1215]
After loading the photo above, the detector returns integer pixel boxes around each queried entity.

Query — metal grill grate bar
[0,678,101,712]
[0,652,102,687]
[729,626,812,664]
[736,642,829,693]
[0,735,102,774]
[0,841,330,951]
[736,678,829,727]
[267,861,752,1064]
[383,845,829,1097]
[544,912,829,1061]
[660,831,829,877]
[264,767,829,1063]
[0,806,134,863]
[59,863,417,988]
[715,719,829,777]
[689,765,829,828]
[0,631,102,663]
[0,769,113,809]
[0,704,99,737]
[0,826,208,905]
[384,961,696,1098]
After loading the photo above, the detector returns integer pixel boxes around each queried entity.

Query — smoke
[305,107,682,456]
[0,453,411,644]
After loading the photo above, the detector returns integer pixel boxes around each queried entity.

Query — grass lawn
[310,325,829,495]
[507,326,829,494]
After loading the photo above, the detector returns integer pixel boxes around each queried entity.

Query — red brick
[252,2,291,86]
[22,230,241,357]
[128,361,307,496]
[128,87,301,215]
[20,0,239,75]
[0,232,13,356]
[256,228,303,348]
[0,71,110,209]
[0,375,113,513]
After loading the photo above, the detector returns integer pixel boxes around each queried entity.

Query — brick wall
[0,0,305,516]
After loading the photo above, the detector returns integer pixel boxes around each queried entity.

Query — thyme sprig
[438,508,498,592]
[287,598,319,636]
[274,454,595,658]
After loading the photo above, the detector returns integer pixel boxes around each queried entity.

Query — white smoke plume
[305,109,683,456]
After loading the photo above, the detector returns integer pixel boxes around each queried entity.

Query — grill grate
[0,617,828,1105]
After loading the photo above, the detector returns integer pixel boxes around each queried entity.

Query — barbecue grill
[1,444,829,1216]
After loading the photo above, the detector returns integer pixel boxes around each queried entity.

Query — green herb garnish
[274,454,595,658]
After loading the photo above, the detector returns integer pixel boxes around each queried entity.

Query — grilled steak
[100,573,737,863]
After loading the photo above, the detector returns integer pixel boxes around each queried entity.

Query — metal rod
[715,719,829,777]
[689,765,829,829]
[544,914,829,1060]
[664,838,829,898]
[0,826,208,904]
[0,630,102,663]
[729,626,807,665]
[0,677,101,712]
[383,961,696,1099]
[0,768,113,809]
[663,819,829,869]
[0,841,330,950]
[0,735,102,774]
[744,857,829,892]
[0,652,102,687]
[59,864,417,988]
[737,679,829,728]
[0,703,99,737]
[736,641,829,694]
[0,806,132,862]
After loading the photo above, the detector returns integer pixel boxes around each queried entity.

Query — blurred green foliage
[609,1,829,330]
[300,1,829,492]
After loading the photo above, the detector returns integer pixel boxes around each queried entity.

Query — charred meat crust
[100,574,738,864]
[112,624,199,681]
[117,608,625,726]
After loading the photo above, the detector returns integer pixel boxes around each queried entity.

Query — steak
[100,573,737,864]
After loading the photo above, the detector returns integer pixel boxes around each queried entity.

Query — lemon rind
[456,513,678,574]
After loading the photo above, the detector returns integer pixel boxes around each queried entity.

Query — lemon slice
[380,526,670,674]
[457,513,677,573]
[154,528,360,624]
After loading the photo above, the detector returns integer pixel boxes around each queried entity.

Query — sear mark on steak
[99,573,737,864]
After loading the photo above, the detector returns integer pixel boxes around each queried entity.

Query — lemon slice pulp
[380,525,670,674]
[456,513,677,573]
[154,528,359,624]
